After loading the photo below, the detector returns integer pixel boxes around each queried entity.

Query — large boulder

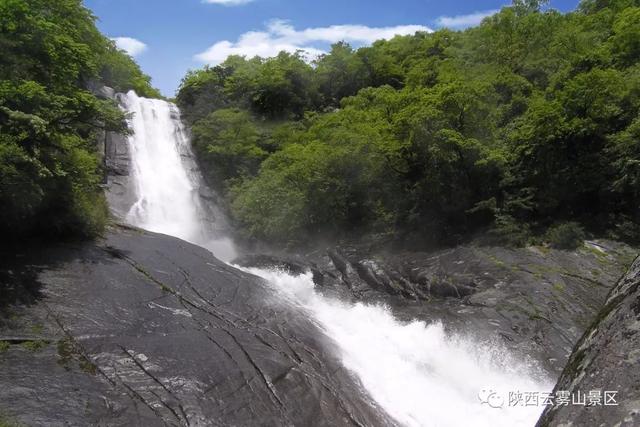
[536,256,640,427]
[0,225,392,426]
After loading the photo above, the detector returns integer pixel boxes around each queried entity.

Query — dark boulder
[0,225,393,426]
[86,81,116,101]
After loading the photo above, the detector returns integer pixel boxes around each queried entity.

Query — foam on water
[242,267,554,427]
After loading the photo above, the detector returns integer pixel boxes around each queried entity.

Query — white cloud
[112,37,147,57]
[203,0,254,5]
[435,10,498,29]
[195,20,431,64]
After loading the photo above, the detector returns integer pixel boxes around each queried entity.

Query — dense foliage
[177,0,640,248]
[0,0,159,240]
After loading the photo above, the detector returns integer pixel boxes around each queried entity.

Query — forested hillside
[177,0,640,249]
[0,0,159,241]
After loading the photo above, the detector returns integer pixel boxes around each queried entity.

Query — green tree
[191,109,266,188]
[609,7,640,65]
[0,0,158,240]
[315,42,368,106]
[178,0,640,247]
[251,52,317,119]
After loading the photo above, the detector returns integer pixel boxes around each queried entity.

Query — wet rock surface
[0,226,393,427]
[235,241,638,374]
[103,128,136,219]
[88,84,137,220]
[1,224,637,426]
[536,256,640,427]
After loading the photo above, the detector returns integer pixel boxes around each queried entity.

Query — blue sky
[84,0,581,97]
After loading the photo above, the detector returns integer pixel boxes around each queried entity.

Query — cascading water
[240,268,553,427]
[119,91,236,261]
[118,91,552,427]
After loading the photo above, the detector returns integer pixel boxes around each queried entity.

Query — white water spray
[119,91,236,261]
[241,268,553,427]
[118,90,552,426]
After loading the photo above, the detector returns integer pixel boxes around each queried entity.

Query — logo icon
[478,389,505,408]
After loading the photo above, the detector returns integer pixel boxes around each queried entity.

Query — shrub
[545,222,586,249]
[609,215,640,244]
[487,213,532,247]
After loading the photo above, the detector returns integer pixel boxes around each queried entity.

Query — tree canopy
[0,0,160,240]
[178,0,640,248]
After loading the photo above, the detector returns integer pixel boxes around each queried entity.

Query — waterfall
[119,91,236,261]
[117,91,551,427]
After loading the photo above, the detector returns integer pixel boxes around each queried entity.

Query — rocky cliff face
[236,241,638,375]
[88,83,137,220]
[103,126,137,219]
[536,256,640,427]
[0,226,393,426]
